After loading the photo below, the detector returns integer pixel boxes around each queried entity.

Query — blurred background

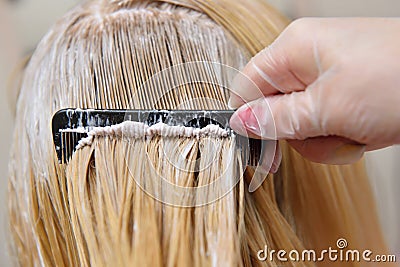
[1,0,399,266]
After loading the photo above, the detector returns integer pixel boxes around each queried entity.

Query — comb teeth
[59,131,88,163]
[52,109,263,165]
[246,138,264,167]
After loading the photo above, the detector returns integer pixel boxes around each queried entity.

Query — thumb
[230,91,321,141]
[230,92,366,164]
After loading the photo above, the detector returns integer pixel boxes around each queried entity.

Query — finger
[229,18,323,108]
[288,137,366,165]
[230,90,323,141]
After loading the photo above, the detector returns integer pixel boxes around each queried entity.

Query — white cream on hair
[71,121,229,150]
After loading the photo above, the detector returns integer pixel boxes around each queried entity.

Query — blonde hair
[9,0,391,266]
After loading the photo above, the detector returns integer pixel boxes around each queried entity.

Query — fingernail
[228,95,243,109]
[230,111,247,136]
[241,107,261,136]
[230,106,260,136]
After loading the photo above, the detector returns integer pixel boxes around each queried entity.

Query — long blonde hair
[9,0,391,266]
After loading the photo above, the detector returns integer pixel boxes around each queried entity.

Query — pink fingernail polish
[238,107,260,136]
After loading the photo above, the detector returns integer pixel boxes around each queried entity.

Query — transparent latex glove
[230,18,400,164]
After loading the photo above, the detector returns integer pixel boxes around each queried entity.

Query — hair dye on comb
[73,121,229,150]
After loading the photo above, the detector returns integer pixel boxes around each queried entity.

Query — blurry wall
[269,0,400,18]
[0,0,399,266]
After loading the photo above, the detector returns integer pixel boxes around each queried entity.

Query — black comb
[52,109,263,165]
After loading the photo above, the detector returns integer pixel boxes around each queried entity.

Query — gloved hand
[229,18,400,164]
